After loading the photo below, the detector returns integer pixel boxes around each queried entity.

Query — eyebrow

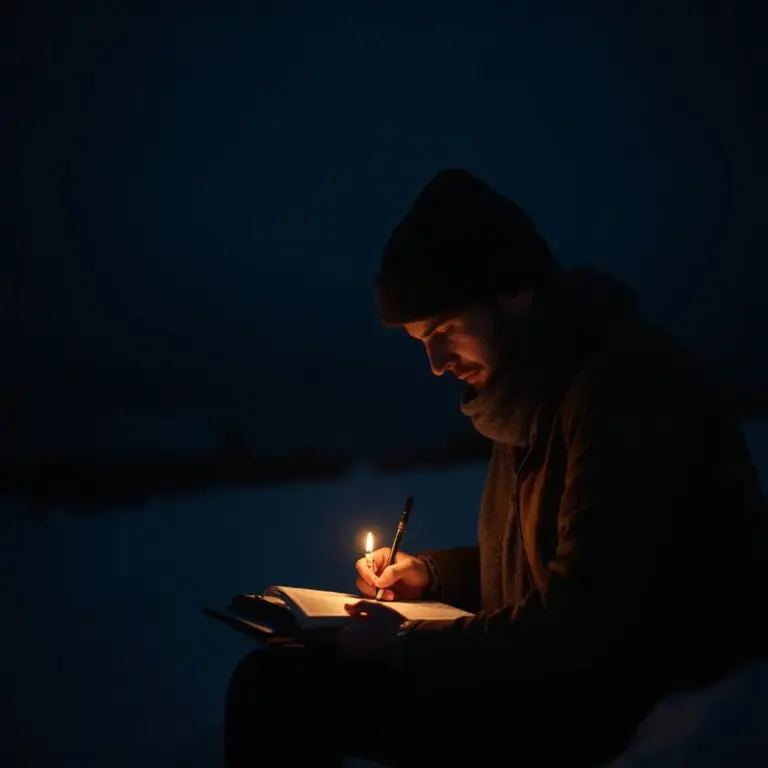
[420,316,450,339]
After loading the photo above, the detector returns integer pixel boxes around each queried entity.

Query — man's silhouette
[224,170,768,767]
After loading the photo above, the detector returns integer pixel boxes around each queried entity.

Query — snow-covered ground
[3,420,767,767]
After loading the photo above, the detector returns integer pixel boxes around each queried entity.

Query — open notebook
[203,586,473,641]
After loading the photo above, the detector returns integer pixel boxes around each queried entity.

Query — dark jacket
[403,270,768,735]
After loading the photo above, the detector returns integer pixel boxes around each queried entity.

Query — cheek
[424,336,449,365]
[454,337,486,365]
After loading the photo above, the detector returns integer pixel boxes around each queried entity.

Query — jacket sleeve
[416,546,481,613]
[401,362,683,685]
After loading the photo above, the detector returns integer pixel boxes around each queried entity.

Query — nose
[424,340,454,377]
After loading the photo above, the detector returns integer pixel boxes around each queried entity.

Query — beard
[478,303,535,387]
[459,303,538,445]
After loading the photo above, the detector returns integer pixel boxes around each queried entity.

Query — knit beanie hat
[375,169,559,326]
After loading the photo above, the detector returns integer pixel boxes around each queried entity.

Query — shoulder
[559,314,723,443]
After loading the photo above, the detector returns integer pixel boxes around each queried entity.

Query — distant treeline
[2,389,765,518]
[0,434,493,516]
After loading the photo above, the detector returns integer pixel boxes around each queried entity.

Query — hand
[355,548,432,601]
[334,599,407,658]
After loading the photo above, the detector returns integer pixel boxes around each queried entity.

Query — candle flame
[366,531,373,554]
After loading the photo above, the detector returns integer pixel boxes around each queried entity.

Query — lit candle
[365,531,375,575]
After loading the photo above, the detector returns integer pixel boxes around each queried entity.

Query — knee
[227,648,273,700]
[227,645,308,706]
[226,649,270,712]
[230,648,270,685]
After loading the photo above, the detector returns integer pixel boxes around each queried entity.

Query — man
[225,170,768,767]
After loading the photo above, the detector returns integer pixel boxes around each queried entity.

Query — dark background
[4,1,767,465]
[2,2,766,766]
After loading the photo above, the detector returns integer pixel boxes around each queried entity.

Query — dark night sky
[2,6,768,766]
[3,2,766,458]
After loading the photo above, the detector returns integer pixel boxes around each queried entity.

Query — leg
[225,643,637,767]
[225,643,405,767]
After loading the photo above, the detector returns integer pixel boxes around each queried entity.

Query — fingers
[344,601,367,616]
[355,557,377,587]
[355,575,376,597]
[374,547,391,572]
[355,548,408,597]
[376,559,411,589]
[355,576,395,600]
[345,600,403,619]
[344,600,395,616]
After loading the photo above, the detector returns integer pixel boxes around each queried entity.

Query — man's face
[403,293,534,390]
[404,305,500,389]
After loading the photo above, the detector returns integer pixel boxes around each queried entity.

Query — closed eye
[429,322,452,339]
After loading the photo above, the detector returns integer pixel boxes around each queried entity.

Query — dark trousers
[224,644,637,767]
[224,647,632,768]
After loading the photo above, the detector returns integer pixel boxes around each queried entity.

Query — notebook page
[274,587,473,620]
[275,587,357,617]
[388,600,473,620]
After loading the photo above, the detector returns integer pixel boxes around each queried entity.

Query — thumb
[344,601,367,616]
[376,559,410,588]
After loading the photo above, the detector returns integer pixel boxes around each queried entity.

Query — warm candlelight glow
[366,532,373,554]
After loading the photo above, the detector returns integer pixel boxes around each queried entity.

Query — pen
[375,495,414,600]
